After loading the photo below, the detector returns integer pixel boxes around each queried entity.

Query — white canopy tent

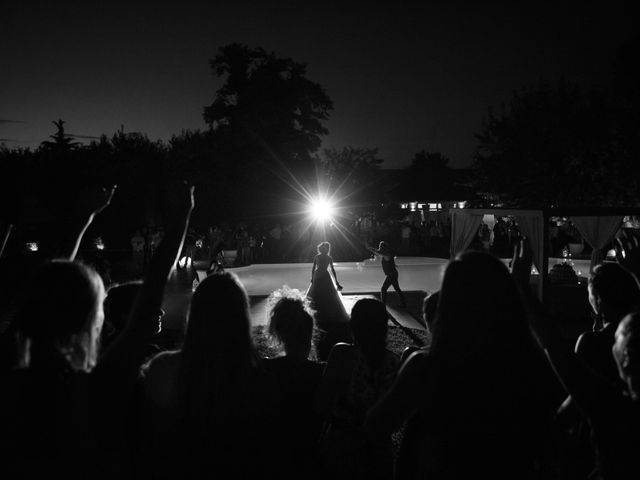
[450,208,638,302]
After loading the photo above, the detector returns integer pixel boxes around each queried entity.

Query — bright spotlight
[309,197,335,224]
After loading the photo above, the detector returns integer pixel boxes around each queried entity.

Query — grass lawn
[252,323,430,361]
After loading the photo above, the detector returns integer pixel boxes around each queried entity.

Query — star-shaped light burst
[308,195,336,225]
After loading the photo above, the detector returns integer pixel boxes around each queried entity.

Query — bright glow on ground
[309,196,336,224]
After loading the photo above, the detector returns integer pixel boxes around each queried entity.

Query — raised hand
[78,185,117,218]
[615,229,640,280]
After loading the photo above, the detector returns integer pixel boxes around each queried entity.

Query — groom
[367,241,407,308]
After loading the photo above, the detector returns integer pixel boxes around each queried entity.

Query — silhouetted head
[267,287,314,358]
[317,241,330,255]
[103,280,162,347]
[183,272,255,366]
[378,241,390,254]
[588,263,640,326]
[431,251,532,360]
[423,290,440,330]
[350,298,388,358]
[613,311,640,400]
[16,260,105,372]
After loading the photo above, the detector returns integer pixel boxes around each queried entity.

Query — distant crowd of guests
[1,185,639,479]
[125,216,455,272]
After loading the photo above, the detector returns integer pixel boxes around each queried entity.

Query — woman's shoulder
[141,351,181,393]
[327,342,354,365]
[398,349,431,379]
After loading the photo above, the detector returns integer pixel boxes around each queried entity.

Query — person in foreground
[365,250,560,480]
[315,298,400,480]
[141,272,283,479]
[529,232,640,480]
[264,286,325,479]
[0,183,193,479]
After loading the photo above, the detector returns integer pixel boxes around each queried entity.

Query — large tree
[472,81,636,208]
[318,146,384,205]
[203,44,333,191]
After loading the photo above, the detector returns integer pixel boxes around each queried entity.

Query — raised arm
[0,223,14,258]
[99,183,194,375]
[367,245,381,257]
[528,294,609,414]
[60,185,116,261]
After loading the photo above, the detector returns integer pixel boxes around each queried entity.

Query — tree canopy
[203,43,333,183]
[319,146,384,204]
[472,81,637,208]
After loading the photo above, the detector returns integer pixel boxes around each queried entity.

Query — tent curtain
[571,216,623,272]
[450,212,483,258]
[515,215,544,274]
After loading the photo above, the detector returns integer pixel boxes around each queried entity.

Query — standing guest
[532,301,640,480]
[264,287,325,479]
[140,272,283,479]
[315,298,399,480]
[578,262,640,379]
[366,251,561,480]
[0,183,193,479]
[367,241,407,308]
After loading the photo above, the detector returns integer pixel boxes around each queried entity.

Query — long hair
[431,251,534,361]
[15,260,105,372]
[425,251,556,480]
[177,272,258,427]
[350,298,388,369]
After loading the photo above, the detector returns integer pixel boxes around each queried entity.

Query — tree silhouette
[472,81,635,207]
[40,119,81,153]
[319,146,384,205]
[203,44,333,184]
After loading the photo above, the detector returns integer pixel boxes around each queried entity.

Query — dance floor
[187,256,449,331]
[163,256,590,333]
[201,256,449,296]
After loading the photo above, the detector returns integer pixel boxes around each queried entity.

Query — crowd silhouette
[1,186,640,480]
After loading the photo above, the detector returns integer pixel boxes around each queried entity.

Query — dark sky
[1,1,636,168]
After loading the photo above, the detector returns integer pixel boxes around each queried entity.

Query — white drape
[516,215,544,274]
[450,212,483,258]
[571,216,623,273]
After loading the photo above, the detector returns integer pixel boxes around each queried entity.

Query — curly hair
[317,242,331,255]
[266,286,315,353]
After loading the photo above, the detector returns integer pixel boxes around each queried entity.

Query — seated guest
[315,298,399,480]
[264,286,325,478]
[141,272,283,479]
[366,251,560,480]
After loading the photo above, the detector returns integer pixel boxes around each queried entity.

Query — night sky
[1,1,636,168]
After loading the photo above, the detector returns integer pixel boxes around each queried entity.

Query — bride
[306,241,348,326]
